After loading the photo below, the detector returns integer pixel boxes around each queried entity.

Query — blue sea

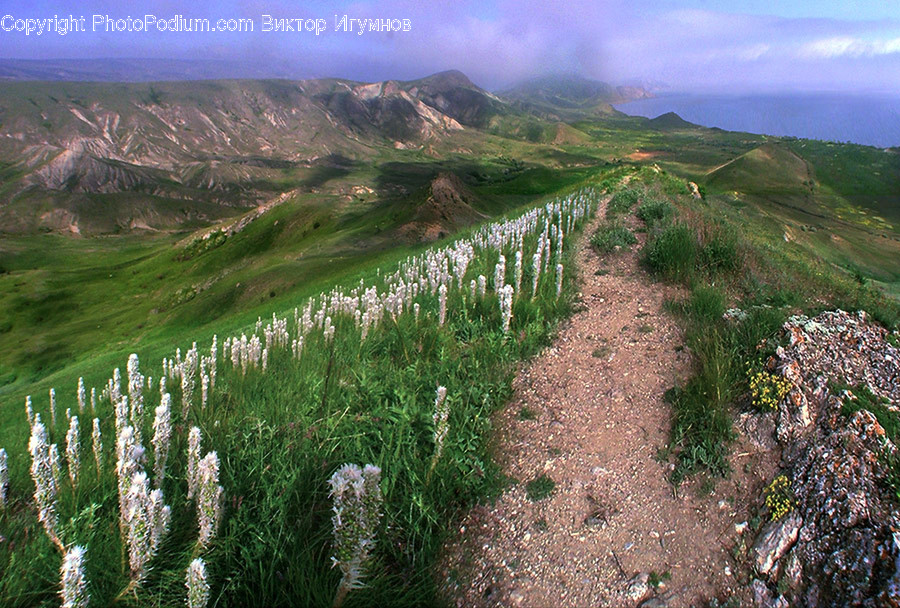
[614,93,900,148]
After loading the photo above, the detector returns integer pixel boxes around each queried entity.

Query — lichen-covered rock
[754,511,802,576]
[751,310,900,606]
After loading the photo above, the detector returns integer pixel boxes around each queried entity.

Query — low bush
[591,223,637,254]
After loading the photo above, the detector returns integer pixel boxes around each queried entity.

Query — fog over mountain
[2,0,899,93]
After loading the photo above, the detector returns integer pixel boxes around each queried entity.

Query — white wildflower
[49,443,61,488]
[115,425,145,531]
[438,284,448,326]
[112,368,122,404]
[181,346,198,420]
[124,472,170,582]
[209,336,217,389]
[514,250,523,295]
[201,372,209,408]
[60,545,89,608]
[29,419,61,547]
[26,395,34,427]
[196,451,224,549]
[532,251,542,298]
[77,378,86,414]
[50,388,57,429]
[152,396,172,488]
[115,395,129,436]
[494,254,506,291]
[329,463,383,608]
[499,284,514,334]
[556,263,564,298]
[0,448,7,509]
[429,387,450,478]
[66,415,80,489]
[187,427,201,500]
[186,558,210,608]
[92,418,103,476]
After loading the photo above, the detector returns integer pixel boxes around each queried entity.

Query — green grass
[642,223,697,283]
[518,406,537,421]
[525,474,556,501]
[605,187,642,218]
[3,88,900,602]
[622,171,853,483]
[0,183,598,607]
[636,200,674,228]
[590,222,637,254]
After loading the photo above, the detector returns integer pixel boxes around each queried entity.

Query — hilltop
[501,74,651,120]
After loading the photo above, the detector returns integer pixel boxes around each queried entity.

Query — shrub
[636,200,674,228]
[591,223,637,254]
[606,187,642,217]
[643,223,698,283]
[700,230,739,274]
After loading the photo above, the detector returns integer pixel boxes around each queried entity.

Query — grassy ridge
[0,183,598,606]
[599,168,899,483]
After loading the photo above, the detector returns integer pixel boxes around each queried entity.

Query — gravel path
[439,193,765,607]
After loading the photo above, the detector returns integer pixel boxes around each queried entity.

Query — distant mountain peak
[498,73,649,120]
[414,70,476,89]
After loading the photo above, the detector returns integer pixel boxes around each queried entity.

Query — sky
[1,0,900,92]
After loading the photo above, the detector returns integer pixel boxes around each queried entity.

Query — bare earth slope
[440,195,767,607]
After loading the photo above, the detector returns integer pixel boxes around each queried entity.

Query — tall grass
[0,188,598,606]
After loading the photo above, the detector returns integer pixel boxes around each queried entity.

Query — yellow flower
[764,474,794,520]
[747,367,792,410]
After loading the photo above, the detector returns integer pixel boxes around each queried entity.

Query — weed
[686,286,726,322]
[838,384,897,439]
[636,200,674,227]
[526,474,555,501]
[643,223,698,284]
[700,230,739,274]
[592,345,612,358]
[648,571,671,588]
[638,324,654,334]
[606,187,642,217]
[591,222,637,254]
[696,477,717,497]
[518,406,537,421]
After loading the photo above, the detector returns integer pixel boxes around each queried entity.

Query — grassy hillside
[0,177,599,607]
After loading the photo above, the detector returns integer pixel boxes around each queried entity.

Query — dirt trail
[440,194,762,607]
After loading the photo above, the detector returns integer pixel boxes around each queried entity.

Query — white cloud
[799,36,900,58]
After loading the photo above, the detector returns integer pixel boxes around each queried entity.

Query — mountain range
[0,68,648,234]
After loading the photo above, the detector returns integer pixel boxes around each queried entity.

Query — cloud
[8,0,900,92]
[799,36,900,58]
